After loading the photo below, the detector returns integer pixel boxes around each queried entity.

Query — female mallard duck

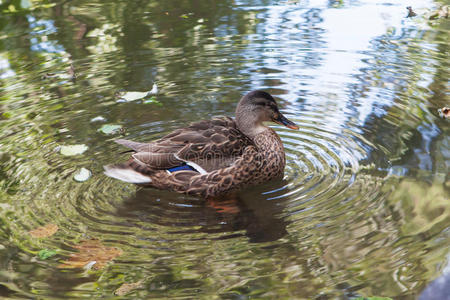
[104,90,298,197]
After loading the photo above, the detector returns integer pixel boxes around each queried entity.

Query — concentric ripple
[1,0,448,298]
[18,104,389,249]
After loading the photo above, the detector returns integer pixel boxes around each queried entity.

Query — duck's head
[235,90,298,137]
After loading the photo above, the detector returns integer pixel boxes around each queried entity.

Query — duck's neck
[236,115,284,152]
[235,109,266,139]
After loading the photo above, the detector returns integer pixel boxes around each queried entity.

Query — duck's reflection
[116,180,289,243]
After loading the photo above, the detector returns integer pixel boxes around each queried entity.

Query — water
[0,0,449,298]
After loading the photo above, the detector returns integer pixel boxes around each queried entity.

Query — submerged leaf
[20,0,32,9]
[115,280,144,296]
[29,224,58,238]
[38,249,57,260]
[60,144,88,156]
[58,239,122,270]
[143,96,161,105]
[73,168,91,182]
[98,124,122,135]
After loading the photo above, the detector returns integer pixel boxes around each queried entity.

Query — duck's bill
[274,114,299,130]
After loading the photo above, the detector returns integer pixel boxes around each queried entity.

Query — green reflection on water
[0,0,449,298]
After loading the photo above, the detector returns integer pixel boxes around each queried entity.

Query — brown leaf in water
[29,224,58,238]
[114,280,144,296]
[58,239,123,270]
[438,107,449,119]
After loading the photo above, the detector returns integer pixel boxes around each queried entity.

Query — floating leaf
[115,280,144,296]
[58,239,122,270]
[73,168,91,182]
[29,224,58,238]
[117,91,149,102]
[116,84,158,102]
[60,144,88,156]
[98,124,122,135]
[90,116,106,123]
[38,249,57,260]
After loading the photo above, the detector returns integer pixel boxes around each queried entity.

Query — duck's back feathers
[115,139,148,151]
[105,116,256,186]
[115,117,253,173]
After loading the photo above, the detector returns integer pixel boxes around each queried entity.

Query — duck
[104,90,298,197]
[406,6,417,18]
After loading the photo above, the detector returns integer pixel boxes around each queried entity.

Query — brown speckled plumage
[104,90,298,197]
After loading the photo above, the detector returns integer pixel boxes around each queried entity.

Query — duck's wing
[114,117,254,172]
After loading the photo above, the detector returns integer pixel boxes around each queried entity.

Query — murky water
[1,0,449,298]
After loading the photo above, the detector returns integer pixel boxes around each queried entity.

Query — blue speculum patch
[167,164,197,173]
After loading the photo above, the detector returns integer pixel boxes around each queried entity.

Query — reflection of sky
[233,0,443,170]
[238,0,434,127]
[0,56,16,79]
[1,15,66,79]
[27,15,65,53]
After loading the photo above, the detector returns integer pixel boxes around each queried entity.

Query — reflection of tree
[425,20,449,178]
[2,0,262,106]
[328,18,450,298]
[0,0,268,158]
[346,22,449,174]
[47,0,261,94]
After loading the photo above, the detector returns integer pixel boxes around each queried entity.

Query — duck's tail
[103,163,152,184]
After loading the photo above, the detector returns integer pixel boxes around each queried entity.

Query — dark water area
[0,0,449,298]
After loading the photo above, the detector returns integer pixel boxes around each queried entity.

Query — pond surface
[0,0,449,298]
